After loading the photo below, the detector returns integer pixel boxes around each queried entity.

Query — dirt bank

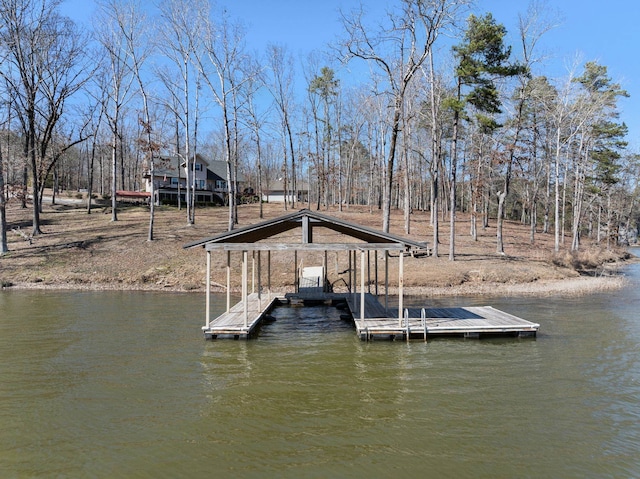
[0,199,633,297]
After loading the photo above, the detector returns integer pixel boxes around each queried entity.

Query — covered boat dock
[184,209,539,340]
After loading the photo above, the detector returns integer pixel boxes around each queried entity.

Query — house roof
[207,160,246,183]
[150,155,245,182]
[183,209,428,252]
[154,156,181,177]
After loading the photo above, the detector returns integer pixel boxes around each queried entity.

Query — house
[143,154,245,206]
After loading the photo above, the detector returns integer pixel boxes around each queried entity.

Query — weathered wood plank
[204,292,284,337]
[352,302,539,339]
[205,291,539,340]
[345,293,389,318]
[206,242,407,251]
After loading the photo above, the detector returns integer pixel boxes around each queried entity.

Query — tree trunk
[87,140,96,215]
[496,190,506,254]
[382,103,402,234]
[0,144,8,254]
[449,77,463,261]
[28,123,42,235]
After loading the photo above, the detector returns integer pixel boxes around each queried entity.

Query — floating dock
[201,292,285,339]
[347,295,539,340]
[202,291,539,341]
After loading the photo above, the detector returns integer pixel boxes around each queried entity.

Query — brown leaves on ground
[0,198,631,296]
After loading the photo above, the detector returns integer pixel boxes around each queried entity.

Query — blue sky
[61,0,640,149]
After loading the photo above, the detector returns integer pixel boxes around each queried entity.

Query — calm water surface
[1,262,640,478]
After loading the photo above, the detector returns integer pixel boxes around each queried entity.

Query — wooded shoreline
[0,201,634,298]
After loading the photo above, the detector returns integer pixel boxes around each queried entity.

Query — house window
[215,180,226,190]
[171,177,178,185]
[196,180,205,189]
[194,163,202,171]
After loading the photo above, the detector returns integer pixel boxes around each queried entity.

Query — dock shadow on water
[256,303,355,339]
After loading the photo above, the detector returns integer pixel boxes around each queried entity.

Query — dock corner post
[398,250,404,327]
[251,251,256,295]
[374,249,379,297]
[242,249,248,329]
[267,250,272,301]
[206,249,211,329]
[257,250,262,309]
[294,250,298,294]
[384,250,389,312]
[360,249,365,321]
[226,250,231,313]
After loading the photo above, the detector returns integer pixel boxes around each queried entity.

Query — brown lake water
[1,260,640,478]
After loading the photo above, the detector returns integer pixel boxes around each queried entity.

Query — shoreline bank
[2,272,629,298]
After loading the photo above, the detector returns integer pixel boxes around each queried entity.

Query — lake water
[1,261,640,478]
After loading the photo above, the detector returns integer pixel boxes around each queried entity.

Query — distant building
[143,155,245,205]
[262,178,309,203]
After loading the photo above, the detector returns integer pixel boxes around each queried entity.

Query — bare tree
[0,0,90,235]
[194,7,249,231]
[94,0,136,222]
[491,3,557,254]
[157,0,206,225]
[264,44,298,209]
[244,64,269,218]
[110,0,157,240]
[0,119,7,254]
[340,0,468,233]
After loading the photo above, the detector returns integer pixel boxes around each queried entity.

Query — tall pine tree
[446,13,524,259]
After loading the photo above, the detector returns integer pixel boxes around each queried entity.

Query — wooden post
[294,250,298,293]
[242,250,248,329]
[374,250,379,297]
[352,250,357,307]
[360,249,365,321]
[384,251,389,312]
[268,250,272,301]
[324,250,328,292]
[205,250,211,329]
[348,250,352,293]
[226,251,231,313]
[367,250,371,293]
[251,251,255,294]
[257,250,262,308]
[398,250,404,326]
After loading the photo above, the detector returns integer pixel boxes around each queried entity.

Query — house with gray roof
[143,154,245,205]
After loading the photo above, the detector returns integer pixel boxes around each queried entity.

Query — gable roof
[207,160,246,183]
[183,209,428,252]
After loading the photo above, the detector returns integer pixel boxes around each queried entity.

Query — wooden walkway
[345,294,540,340]
[202,292,284,339]
[203,291,539,340]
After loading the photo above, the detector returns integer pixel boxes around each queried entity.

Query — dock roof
[184,209,428,252]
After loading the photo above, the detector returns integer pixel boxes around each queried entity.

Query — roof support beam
[302,214,312,243]
[206,243,405,252]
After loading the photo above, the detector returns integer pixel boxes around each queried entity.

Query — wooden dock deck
[345,294,539,340]
[204,291,539,341]
[202,292,284,339]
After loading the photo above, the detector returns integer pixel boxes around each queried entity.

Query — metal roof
[183,209,429,252]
